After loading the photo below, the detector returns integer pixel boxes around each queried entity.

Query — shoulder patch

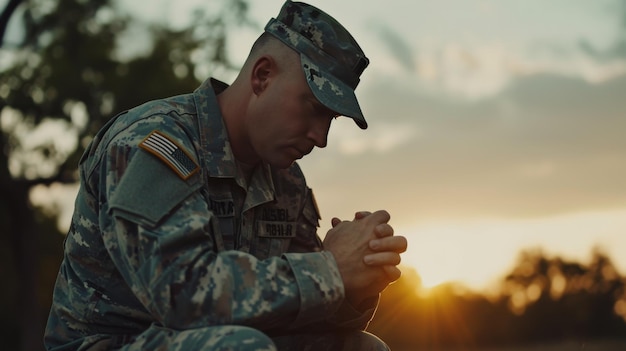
[139,130,199,180]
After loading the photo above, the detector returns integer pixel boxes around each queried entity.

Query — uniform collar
[193,78,275,195]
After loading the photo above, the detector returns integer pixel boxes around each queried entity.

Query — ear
[250,56,275,96]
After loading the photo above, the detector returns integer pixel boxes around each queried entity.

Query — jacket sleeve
[93,116,347,331]
[284,187,379,332]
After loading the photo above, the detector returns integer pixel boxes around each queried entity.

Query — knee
[271,330,389,351]
[122,324,276,351]
[345,331,390,351]
[212,326,276,351]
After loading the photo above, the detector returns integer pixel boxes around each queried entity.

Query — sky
[5,0,626,292]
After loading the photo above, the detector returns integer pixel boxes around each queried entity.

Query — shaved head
[242,33,301,76]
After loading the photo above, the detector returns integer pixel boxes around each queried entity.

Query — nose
[307,116,331,148]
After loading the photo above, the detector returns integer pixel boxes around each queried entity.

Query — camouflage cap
[265,1,370,129]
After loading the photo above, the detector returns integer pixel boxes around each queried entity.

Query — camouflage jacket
[44,78,377,350]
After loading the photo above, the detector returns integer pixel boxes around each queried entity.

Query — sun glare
[399,224,503,293]
[419,272,452,290]
[397,209,626,296]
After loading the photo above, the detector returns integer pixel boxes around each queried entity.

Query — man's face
[246,64,337,169]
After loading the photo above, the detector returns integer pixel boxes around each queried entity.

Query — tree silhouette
[370,249,626,350]
[0,0,251,349]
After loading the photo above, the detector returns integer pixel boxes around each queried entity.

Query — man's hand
[344,211,407,281]
[323,210,407,308]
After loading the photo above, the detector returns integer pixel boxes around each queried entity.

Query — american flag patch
[139,131,199,180]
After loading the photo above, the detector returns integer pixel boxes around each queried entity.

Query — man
[45,1,408,350]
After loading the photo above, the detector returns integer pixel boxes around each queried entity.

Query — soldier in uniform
[44,1,408,350]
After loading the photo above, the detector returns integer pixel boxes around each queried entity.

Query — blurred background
[1,0,625,350]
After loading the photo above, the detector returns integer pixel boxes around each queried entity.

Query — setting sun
[389,209,626,294]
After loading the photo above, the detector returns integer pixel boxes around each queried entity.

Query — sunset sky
[6,0,626,292]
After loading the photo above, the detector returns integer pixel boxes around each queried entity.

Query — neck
[216,82,262,167]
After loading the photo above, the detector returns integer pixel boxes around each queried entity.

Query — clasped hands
[323,210,407,308]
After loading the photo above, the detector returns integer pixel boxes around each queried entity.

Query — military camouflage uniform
[44,78,388,351]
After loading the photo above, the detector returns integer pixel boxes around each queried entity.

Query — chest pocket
[109,150,202,227]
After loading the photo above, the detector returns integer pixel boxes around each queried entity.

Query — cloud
[328,118,420,155]
[301,71,626,227]
[369,22,416,73]
[579,38,626,63]
[579,0,626,62]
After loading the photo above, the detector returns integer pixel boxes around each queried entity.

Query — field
[390,339,626,351]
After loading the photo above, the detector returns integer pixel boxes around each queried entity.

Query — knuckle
[373,209,391,221]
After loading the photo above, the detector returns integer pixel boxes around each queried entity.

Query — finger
[331,217,342,227]
[382,265,402,282]
[369,236,408,253]
[363,252,401,266]
[374,223,394,238]
[365,210,391,225]
[354,211,371,220]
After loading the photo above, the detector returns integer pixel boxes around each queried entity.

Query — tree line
[369,248,626,349]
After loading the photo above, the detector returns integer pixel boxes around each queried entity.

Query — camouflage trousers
[105,324,390,351]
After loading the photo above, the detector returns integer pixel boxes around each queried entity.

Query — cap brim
[300,54,368,130]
